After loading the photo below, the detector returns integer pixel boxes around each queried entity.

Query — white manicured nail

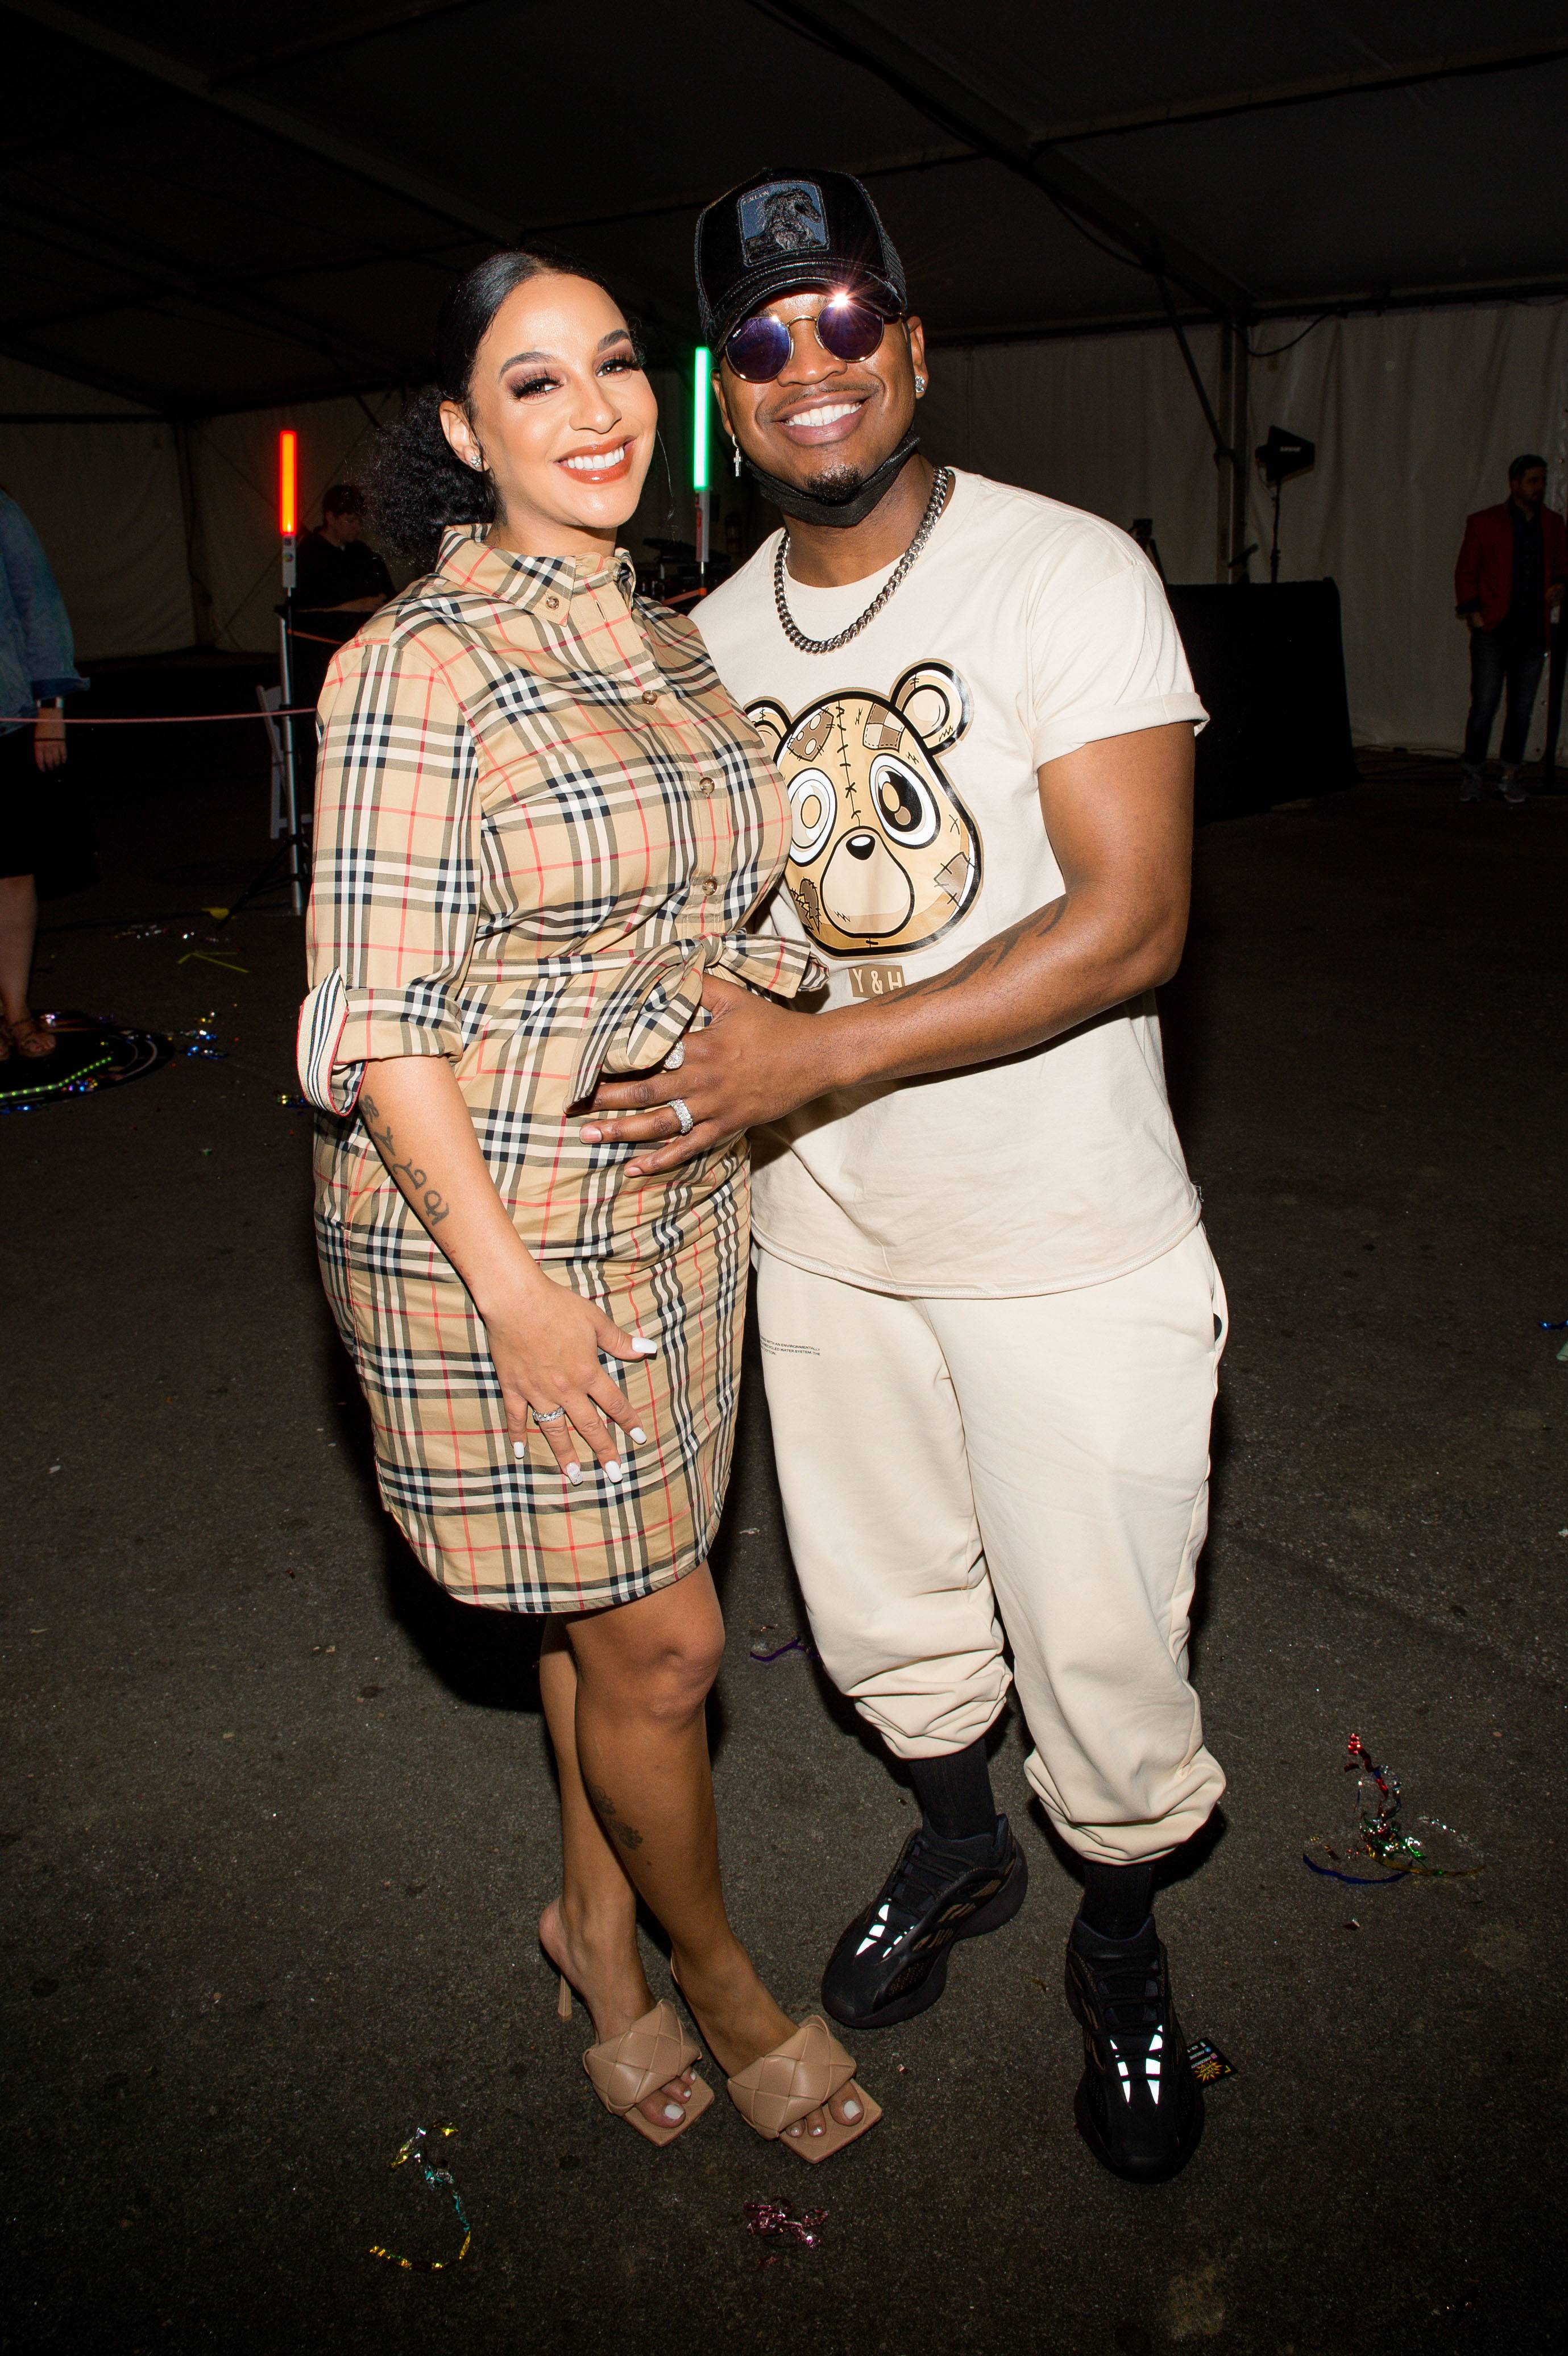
[629,1426,647,1445]
[662,2102,683,2122]
[841,2097,861,2119]
[565,1463,582,1486]
[811,2123,823,2136]
[513,1441,526,1458]
[603,1459,623,1482]
[632,1337,658,1356]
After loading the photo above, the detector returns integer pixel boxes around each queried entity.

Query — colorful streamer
[368,2125,471,2271]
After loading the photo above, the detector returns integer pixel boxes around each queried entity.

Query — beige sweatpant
[754,1225,1228,1866]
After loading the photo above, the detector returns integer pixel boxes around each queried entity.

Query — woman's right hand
[33,709,66,770]
[483,1270,656,1486]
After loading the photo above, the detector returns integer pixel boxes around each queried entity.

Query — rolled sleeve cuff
[1032,691,1209,770]
[296,968,462,1115]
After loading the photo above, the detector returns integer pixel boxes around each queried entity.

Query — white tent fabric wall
[918,324,1223,588]
[1243,301,1568,753]
[0,355,194,659]
[920,301,1568,756]
[7,317,1568,757]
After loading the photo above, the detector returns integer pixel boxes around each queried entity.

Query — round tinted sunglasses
[723,294,897,383]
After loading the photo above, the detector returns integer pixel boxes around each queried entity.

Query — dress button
[641,687,659,704]
[696,876,718,894]
[696,774,715,797]
[544,594,561,611]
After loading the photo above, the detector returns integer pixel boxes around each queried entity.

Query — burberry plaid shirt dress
[297,526,819,1612]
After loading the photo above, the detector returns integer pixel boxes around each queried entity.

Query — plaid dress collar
[435,524,638,610]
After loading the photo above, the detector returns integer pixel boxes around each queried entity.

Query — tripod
[219,580,310,928]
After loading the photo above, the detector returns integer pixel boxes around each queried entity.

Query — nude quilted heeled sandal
[724,2013,882,2164]
[566,1982,714,2148]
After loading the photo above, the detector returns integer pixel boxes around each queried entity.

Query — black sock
[1078,1861,1155,1942]
[906,1738,998,1843]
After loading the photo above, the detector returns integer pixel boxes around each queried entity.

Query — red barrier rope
[12,708,316,724]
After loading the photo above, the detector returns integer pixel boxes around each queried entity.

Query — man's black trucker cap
[695,168,907,350]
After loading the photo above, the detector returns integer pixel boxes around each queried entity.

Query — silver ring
[669,1097,695,1135]
[666,1040,685,1070]
[530,1405,567,1425]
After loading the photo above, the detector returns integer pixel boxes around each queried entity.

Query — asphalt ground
[3,735,1565,2356]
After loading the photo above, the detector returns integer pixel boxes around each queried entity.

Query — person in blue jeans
[1454,454,1567,804]
[0,491,87,1060]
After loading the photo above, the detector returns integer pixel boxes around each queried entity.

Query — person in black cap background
[583,168,1225,2184]
[294,482,394,623]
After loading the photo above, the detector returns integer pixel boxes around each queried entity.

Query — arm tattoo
[893,896,1069,1013]
[587,1780,644,1852]
[359,1089,451,1228]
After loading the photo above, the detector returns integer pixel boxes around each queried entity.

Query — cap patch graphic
[739,180,828,265]
[748,663,981,957]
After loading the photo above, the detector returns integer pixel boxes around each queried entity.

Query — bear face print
[748,663,981,957]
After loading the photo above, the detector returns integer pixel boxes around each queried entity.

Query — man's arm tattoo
[359,1089,451,1227]
[587,1780,644,1852]
[894,896,1068,1012]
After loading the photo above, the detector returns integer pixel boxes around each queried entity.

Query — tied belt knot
[569,931,826,1105]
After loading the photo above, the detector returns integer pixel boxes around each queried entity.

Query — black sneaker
[821,1817,1027,2030]
[1065,1917,1204,2183]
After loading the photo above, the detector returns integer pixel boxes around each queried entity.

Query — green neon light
[692,346,711,491]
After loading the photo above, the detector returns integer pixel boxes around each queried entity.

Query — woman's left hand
[33,710,66,771]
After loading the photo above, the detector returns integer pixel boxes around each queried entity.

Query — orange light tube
[278,428,297,536]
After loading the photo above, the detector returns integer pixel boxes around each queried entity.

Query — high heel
[724,2015,881,2165]
[550,1967,712,2147]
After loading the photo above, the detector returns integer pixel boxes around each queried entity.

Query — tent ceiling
[3,0,1566,413]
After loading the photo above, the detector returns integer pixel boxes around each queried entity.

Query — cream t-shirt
[696,468,1208,1297]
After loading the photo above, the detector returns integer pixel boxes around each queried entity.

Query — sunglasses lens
[817,300,888,364]
[725,314,792,381]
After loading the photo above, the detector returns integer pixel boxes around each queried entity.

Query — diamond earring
[914,376,927,396]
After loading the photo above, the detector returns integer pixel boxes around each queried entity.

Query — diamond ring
[669,1098,695,1135]
[530,1405,567,1425]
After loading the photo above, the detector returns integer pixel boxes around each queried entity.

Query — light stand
[692,345,711,588]
[221,428,310,927]
[1255,424,1316,584]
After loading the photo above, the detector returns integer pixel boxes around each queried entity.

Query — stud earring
[732,437,742,479]
[914,376,927,396]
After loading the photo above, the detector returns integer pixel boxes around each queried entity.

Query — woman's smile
[558,437,636,483]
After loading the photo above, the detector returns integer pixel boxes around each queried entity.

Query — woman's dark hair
[367,248,621,569]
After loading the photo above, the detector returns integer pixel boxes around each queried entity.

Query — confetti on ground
[368,2125,471,2271]
[744,2198,826,2267]
[1184,2038,1235,2083]
[748,1627,818,1664]
[1303,1731,1483,1884]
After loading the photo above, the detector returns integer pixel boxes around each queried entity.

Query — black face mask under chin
[741,429,920,530]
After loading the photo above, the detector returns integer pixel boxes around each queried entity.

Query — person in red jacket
[1454,454,1567,803]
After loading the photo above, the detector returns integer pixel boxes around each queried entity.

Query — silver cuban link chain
[773,466,953,655]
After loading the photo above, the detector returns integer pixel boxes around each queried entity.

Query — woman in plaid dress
[297,254,878,2158]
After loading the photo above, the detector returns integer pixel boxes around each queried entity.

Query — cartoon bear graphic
[747,663,981,957]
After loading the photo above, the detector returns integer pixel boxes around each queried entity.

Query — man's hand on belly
[580,976,835,1177]
[580,723,1196,1176]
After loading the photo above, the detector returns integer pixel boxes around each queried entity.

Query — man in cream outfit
[583,169,1226,2184]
